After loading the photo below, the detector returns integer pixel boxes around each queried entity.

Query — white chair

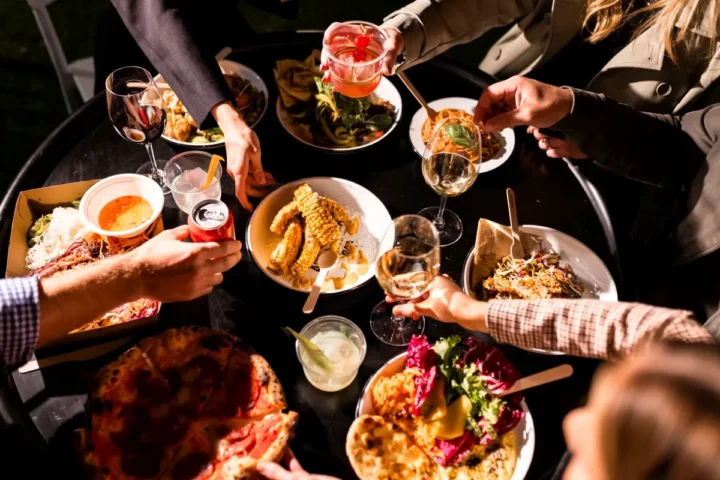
[26,0,95,113]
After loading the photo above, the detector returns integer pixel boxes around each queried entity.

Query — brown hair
[597,342,720,480]
[583,0,719,62]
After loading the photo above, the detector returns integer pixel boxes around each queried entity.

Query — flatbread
[347,415,439,480]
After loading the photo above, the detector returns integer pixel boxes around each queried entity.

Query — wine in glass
[418,116,482,246]
[370,215,440,346]
[106,66,169,193]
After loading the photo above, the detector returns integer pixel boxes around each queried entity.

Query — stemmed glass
[418,116,482,246]
[370,215,441,346]
[105,66,169,193]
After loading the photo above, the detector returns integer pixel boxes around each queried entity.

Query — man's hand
[474,76,574,133]
[257,451,340,480]
[320,23,405,77]
[212,102,267,211]
[527,127,588,159]
[127,226,242,302]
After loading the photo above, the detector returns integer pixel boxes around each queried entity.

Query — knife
[18,337,133,373]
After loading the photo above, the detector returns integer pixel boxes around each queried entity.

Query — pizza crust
[347,415,439,480]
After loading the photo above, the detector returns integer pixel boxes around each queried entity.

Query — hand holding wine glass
[370,215,440,346]
[106,66,169,193]
[418,116,482,246]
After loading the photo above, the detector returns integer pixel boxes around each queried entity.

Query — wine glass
[418,116,482,246]
[370,215,440,346]
[106,66,169,194]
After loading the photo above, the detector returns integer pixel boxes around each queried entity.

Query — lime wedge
[286,327,334,373]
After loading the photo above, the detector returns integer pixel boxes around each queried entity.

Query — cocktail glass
[164,151,222,214]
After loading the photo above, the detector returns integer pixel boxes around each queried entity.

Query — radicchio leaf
[406,335,437,371]
[461,337,521,393]
[435,430,477,466]
[412,366,437,416]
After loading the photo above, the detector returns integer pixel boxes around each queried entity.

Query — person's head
[584,0,718,62]
[563,341,720,480]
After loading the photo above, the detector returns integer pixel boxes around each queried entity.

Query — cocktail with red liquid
[323,21,388,98]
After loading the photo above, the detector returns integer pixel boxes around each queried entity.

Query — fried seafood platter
[246,177,392,293]
[352,336,535,480]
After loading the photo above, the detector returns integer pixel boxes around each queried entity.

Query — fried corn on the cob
[270,200,300,235]
[268,219,302,273]
[294,184,342,249]
[292,230,321,276]
[323,198,350,224]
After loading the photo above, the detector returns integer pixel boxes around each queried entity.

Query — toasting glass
[370,215,440,346]
[106,66,169,193]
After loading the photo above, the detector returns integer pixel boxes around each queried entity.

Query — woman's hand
[386,275,487,331]
[257,451,340,480]
[474,76,574,133]
[527,127,588,159]
[212,102,270,211]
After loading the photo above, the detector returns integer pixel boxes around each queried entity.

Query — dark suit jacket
[110,0,237,128]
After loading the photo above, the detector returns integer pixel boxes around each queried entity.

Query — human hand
[386,275,482,325]
[257,451,340,480]
[127,226,242,302]
[527,127,588,159]
[319,23,405,77]
[213,102,266,211]
[474,76,574,133]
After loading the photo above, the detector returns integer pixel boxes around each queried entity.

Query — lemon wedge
[436,395,473,440]
[421,381,447,422]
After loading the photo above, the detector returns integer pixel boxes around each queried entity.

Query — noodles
[422,109,502,160]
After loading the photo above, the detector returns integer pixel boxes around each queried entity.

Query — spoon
[499,364,574,397]
[397,71,438,120]
[506,188,524,260]
[302,251,338,314]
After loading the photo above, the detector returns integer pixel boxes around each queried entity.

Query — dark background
[0,0,503,193]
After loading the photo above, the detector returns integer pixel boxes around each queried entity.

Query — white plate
[356,352,535,480]
[462,224,618,356]
[409,97,515,173]
[246,177,393,294]
[156,59,269,149]
[276,76,403,152]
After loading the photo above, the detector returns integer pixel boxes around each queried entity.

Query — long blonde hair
[597,342,720,480]
[584,0,719,62]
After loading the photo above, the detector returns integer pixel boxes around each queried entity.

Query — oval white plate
[409,97,515,173]
[356,352,535,480]
[276,76,403,152]
[246,177,393,294]
[462,224,618,355]
[156,59,269,149]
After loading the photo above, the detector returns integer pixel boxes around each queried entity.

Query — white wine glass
[418,116,482,246]
[370,215,440,346]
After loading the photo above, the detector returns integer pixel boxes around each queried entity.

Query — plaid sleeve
[0,276,40,367]
[487,300,715,360]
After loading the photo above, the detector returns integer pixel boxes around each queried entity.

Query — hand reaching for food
[474,76,574,133]
[527,127,588,159]
[386,275,489,331]
[257,451,340,480]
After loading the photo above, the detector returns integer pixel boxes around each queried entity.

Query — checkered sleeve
[487,300,714,360]
[0,276,40,367]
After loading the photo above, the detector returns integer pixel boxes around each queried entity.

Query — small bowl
[80,174,164,238]
[295,315,367,392]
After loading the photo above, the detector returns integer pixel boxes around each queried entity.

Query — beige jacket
[383,0,720,113]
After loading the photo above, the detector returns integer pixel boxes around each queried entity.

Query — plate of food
[76,326,298,479]
[246,177,392,293]
[409,98,515,173]
[462,220,618,355]
[157,59,268,148]
[274,51,402,151]
[352,335,534,480]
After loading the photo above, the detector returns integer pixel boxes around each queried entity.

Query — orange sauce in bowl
[98,195,153,232]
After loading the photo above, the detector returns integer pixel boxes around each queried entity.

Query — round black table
[1,33,613,479]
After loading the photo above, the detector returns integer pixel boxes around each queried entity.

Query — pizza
[76,326,296,480]
[346,415,439,480]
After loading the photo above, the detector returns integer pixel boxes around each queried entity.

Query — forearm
[554,89,703,189]
[383,0,537,70]
[486,300,714,360]
[37,255,142,348]
[111,0,232,128]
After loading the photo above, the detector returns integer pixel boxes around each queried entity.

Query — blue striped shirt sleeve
[0,276,40,367]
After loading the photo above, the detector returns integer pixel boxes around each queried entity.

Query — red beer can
[188,199,235,242]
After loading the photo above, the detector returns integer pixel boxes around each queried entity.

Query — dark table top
[1,32,613,479]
